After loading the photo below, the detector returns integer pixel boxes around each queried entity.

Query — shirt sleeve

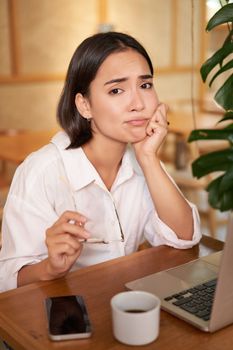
[0,191,57,292]
[0,150,60,292]
[0,255,46,292]
[144,200,202,249]
[142,163,202,249]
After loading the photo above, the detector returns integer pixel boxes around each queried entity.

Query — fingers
[147,103,169,136]
[45,241,83,278]
[48,234,83,257]
[49,220,90,239]
[44,211,90,278]
[53,210,87,227]
[154,103,169,125]
[46,211,90,255]
[46,212,90,252]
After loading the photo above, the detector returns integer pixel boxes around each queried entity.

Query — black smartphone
[45,295,92,341]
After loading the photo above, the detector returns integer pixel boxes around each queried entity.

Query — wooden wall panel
[0,0,11,75]
[156,73,199,106]
[17,0,97,75]
[108,0,172,67]
[0,0,208,130]
[176,0,201,66]
[0,82,62,129]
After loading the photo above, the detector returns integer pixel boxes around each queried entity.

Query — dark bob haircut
[57,31,154,149]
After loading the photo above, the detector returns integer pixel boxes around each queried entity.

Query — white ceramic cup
[111,291,160,346]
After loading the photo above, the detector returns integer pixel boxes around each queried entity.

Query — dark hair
[57,32,154,149]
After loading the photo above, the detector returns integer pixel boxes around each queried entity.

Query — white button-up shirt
[0,132,201,291]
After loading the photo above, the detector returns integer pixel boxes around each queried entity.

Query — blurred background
[0,0,230,242]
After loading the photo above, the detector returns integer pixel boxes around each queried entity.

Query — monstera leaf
[188,2,233,212]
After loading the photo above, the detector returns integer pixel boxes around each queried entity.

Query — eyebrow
[104,74,153,86]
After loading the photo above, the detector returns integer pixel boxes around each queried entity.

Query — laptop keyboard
[164,278,217,321]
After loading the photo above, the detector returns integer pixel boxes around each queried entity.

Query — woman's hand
[45,211,90,279]
[132,103,169,162]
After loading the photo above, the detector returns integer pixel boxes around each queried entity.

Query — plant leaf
[218,164,233,192]
[224,123,233,130]
[209,59,233,87]
[200,39,233,82]
[206,3,233,31]
[223,27,233,46]
[218,110,233,123]
[198,2,233,213]
[188,128,233,143]
[207,176,233,211]
[191,148,233,178]
[207,176,223,209]
[215,73,233,110]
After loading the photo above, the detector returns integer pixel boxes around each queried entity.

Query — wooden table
[0,130,57,164]
[0,236,227,350]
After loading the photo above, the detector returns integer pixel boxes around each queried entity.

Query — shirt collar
[51,131,143,192]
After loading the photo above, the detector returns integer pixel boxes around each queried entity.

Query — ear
[75,93,92,120]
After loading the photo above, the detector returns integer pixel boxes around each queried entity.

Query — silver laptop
[126,215,233,332]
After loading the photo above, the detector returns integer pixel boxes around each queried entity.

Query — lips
[126,119,148,126]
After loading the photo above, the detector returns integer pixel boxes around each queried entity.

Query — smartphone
[45,295,92,341]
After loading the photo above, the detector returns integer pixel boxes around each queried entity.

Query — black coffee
[124,309,146,313]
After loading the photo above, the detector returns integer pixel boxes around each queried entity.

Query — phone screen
[45,295,92,341]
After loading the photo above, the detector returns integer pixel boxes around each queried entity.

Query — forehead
[95,49,151,82]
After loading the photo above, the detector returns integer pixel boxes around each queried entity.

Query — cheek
[148,92,159,113]
[90,106,120,136]
[93,98,122,121]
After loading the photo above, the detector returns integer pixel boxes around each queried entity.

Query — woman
[0,32,201,291]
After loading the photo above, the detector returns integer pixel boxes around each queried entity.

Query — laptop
[126,215,233,332]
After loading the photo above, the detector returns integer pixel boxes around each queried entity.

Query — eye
[109,88,123,95]
[141,82,153,89]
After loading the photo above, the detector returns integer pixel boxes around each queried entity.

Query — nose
[129,89,145,112]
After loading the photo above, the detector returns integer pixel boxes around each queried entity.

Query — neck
[82,139,127,190]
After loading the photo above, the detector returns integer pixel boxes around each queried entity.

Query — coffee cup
[111,290,160,346]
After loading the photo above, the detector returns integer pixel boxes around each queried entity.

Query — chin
[128,131,147,143]
[118,128,147,144]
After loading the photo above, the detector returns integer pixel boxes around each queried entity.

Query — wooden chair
[0,129,26,184]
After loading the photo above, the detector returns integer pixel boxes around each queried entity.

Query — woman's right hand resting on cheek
[17,211,90,287]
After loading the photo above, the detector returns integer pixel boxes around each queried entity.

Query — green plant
[188,1,233,212]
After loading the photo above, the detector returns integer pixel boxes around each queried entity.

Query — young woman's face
[83,49,159,144]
